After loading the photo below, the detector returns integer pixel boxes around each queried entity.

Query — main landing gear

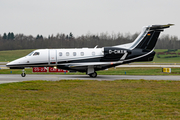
[21,69,26,77]
[89,72,97,78]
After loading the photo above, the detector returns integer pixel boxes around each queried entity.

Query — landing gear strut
[89,72,97,78]
[21,69,26,77]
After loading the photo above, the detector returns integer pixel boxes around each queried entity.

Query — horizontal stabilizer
[150,24,174,30]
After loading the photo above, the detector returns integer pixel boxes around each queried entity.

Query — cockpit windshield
[27,51,40,56]
[27,52,34,56]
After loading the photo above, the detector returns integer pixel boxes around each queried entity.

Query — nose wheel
[89,72,97,78]
[21,69,26,77]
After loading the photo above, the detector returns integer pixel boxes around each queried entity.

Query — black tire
[89,72,97,78]
[21,73,26,77]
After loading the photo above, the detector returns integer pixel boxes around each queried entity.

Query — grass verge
[0,49,34,62]
[0,80,179,119]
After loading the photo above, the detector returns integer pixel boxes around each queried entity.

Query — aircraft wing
[61,61,123,67]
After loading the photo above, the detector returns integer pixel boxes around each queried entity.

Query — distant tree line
[156,35,180,49]
[0,32,179,51]
[2,32,15,40]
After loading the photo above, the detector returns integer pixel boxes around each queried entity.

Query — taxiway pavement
[0,74,179,84]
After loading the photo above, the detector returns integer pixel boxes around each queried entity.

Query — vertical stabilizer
[130,24,174,50]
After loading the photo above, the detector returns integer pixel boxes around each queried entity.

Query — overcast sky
[0,0,179,38]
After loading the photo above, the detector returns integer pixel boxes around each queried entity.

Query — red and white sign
[49,67,68,73]
[33,67,68,73]
[33,67,48,72]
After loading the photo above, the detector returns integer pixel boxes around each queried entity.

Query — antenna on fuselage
[94,45,98,48]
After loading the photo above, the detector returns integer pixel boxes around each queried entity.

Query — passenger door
[49,49,57,65]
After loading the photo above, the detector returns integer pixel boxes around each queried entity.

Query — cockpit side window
[33,52,40,56]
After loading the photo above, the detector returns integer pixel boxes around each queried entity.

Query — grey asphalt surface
[1,63,180,84]
[0,74,180,84]
[0,62,7,65]
[0,65,6,67]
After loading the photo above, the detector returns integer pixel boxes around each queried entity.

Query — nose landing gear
[21,69,26,77]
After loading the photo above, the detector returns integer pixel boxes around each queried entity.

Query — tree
[69,32,73,39]
[36,34,40,39]
[7,32,11,40]
[3,33,7,39]
[40,35,43,39]
[66,35,69,39]
[48,35,50,39]
[36,34,43,39]
[10,32,15,40]
[6,32,15,40]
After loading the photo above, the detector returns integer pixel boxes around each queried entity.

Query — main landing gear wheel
[89,72,97,78]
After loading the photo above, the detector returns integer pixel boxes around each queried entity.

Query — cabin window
[66,52,69,56]
[73,52,76,56]
[80,52,84,56]
[33,52,40,56]
[59,52,63,56]
[92,51,95,56]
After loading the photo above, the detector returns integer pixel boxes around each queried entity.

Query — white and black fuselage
[6,24,173,77]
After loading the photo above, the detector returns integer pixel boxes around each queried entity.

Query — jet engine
[101,47,131,62]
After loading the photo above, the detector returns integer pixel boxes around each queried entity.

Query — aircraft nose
[6,61,15,67]
[6,62,9,66]
[6,57,26,69]
[6,57,25,67]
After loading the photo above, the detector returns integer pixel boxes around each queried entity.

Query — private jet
[6,24,174,77]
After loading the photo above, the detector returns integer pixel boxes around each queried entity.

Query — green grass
[0,49,34,62]
[0,80,179,119]
[152,49,180,63]
[0,49,180,63]
[1,67,180,75]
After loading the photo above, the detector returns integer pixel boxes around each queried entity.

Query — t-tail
[113,24,174,63]
[130,24,174,50]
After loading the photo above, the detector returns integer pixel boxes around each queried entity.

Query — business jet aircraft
[6,24,173,77]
